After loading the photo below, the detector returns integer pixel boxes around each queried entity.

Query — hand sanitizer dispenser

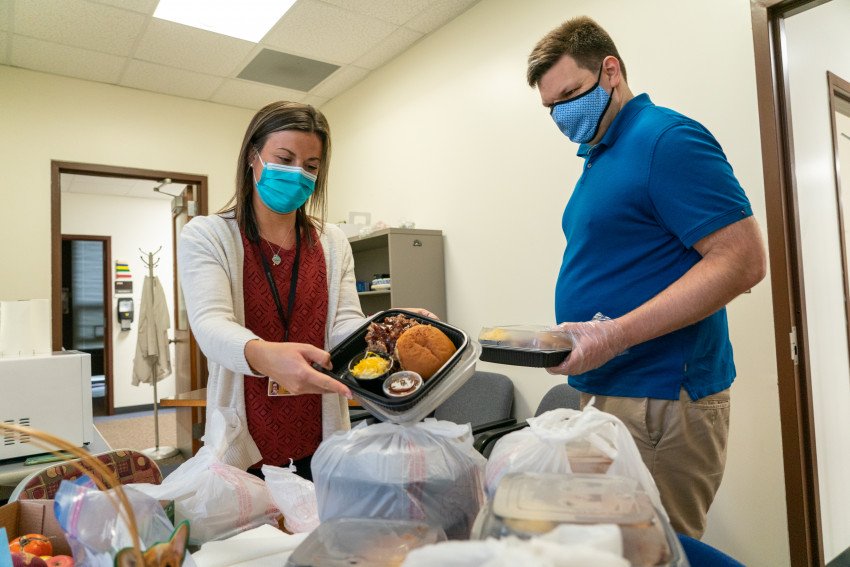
[117,298,134,331]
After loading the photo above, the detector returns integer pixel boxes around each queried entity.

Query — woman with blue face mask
[178,102,436,480]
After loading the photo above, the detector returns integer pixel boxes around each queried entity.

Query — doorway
[51,161,209,415]
[751,1,850,565]
[61,235,111,416]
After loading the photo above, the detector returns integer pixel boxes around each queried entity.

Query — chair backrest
[9,449,163,501]
[534,383,581,416]
[434,371,514,427]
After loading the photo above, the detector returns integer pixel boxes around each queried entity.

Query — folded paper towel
[191,524,307,567]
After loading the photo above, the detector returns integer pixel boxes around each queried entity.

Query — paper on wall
[0,299,51,357]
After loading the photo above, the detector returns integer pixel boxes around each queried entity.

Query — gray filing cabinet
[348,228,446,320]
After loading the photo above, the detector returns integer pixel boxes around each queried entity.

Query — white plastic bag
[262,461,319,533]
[485,405,666,516]
[313,419,487,539]
[130,409,279,544]
[400,536,629,567]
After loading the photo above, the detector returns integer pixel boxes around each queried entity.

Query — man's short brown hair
[527,16,627,87]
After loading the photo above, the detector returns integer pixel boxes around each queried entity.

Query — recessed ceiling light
[153,0,296,42]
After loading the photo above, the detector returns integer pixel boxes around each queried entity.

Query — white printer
[0,351,93,460]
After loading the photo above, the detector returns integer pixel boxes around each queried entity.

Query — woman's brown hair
[219,101,331,245]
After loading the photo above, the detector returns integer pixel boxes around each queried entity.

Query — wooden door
[172,185,207,390]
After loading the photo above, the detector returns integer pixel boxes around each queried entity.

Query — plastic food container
[478,325,572,367]
[321,309,480,424]
[348,351,393,394]
[472,473,688,567]
[285,517,446,567]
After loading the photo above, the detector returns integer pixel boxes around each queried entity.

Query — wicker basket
[0,422,189,567]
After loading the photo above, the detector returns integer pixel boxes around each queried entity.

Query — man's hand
[547,318,627,376]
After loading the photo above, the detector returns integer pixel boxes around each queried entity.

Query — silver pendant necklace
[264,223,295,266]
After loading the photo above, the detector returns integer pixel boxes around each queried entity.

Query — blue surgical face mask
[550,66,612,144]
[253,154,317,214]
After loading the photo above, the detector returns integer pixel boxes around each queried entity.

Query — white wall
[0,65,253,305]
[62,191,176,410]
[785,0,850,560]
[323,0,787,564]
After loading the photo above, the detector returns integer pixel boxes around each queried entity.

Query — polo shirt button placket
[587,162,592,169]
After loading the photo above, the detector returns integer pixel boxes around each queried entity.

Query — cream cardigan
[178,214,366,470]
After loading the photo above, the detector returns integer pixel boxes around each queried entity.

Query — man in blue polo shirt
[527,17,766,537]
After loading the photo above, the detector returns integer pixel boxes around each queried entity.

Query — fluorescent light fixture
[153,0,296,42]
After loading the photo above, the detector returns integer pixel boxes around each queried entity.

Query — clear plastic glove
[546,314,627,376]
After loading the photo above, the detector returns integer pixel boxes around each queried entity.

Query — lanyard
[256,228,301,343]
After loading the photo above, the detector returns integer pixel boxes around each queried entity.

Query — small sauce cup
[383,371,424,399]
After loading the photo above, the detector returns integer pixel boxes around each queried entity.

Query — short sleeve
[647,121,752,249]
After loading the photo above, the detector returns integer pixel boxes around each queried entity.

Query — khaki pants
[580,388,730,538]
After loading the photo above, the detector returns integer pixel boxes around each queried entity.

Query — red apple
[10,551,48,567]
[45,556,74,567]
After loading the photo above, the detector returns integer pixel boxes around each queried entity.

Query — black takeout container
[321,309,470,412]
[478,325,572,368]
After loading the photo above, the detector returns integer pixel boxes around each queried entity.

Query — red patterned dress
[241,228,328,467]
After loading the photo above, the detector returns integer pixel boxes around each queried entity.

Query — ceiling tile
[354,26,422,70]
[14,0,147,56]
[301,93,329,109]
[135,19,256,76]
[0,33,7,65]
[405,0,479,34]
[237,48,338,91]
[262,0,396,65]
[320,0,437,26]
[120,59,224,101]
[310,65,370,99]
[85,0,159,15]
[11,35,126,83]
[210,79,306,111]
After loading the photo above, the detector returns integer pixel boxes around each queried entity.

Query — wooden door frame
[51,161,209,405]
[61,234,113,415]
[751,1,834,565]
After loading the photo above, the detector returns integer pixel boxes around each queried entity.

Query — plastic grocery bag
[262,462,319,533]
[54,476,197,567]
[400,535,629,567]
[485,405,666,516]
[312,419,487,539]
[129,409,279,545]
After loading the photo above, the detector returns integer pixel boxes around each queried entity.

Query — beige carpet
[95,410,185,471]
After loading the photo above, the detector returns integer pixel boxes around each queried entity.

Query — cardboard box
[0,500,72,556]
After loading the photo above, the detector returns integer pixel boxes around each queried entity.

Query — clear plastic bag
[400,536,629,567]
[54,476,196,567]
[312,419,487,539]
[262,462,319,534]
[129,409,279,544]
[485,404,666,517]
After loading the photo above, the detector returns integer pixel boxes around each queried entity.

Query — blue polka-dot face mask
[550,66,612,144]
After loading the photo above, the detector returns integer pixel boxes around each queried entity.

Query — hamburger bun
[395,325,457,380]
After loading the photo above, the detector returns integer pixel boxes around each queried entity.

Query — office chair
[9,449,163,501]
[473,382,581,457]
[433,370,516,433]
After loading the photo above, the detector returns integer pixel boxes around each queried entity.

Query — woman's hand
[399,307,439,320]
[245,339,351,398]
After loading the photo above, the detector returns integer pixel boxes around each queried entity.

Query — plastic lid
[492,473,654,525]
[356,340,481,423]
[286,518,446,567]
[479,325,573,351]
